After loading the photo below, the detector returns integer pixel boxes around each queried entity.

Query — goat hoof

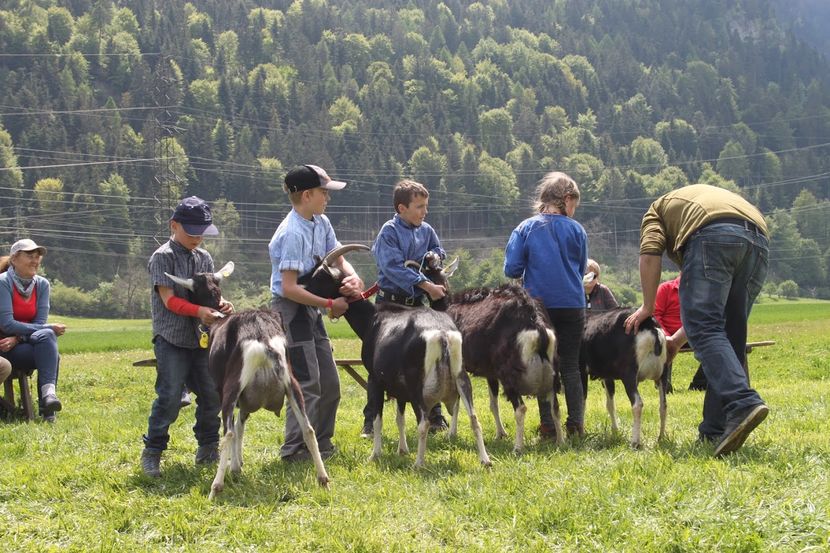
[209,483,223,500]
[630,441,642,450]
[317,475,330,488]
[512,447,524,456]
[481,458,493,468]
[397,448,409,456]
[495,431,509,440]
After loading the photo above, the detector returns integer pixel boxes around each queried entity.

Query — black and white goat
[165,263,329,499]
[300,246,491,467]
[447,285,561,452]
[579,307,668,448]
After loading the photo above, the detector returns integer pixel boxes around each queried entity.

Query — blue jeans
[1,328,60,405]
[679,222,768,438]
[142,336,220,453]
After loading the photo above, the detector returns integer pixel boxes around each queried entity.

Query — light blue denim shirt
[269,209,340,296]
[504,213,588,309]
[372,214,445,298]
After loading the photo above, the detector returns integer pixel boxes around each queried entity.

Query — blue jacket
[0,272,51,337]
[373,214,445,298]
[504,213,588,309]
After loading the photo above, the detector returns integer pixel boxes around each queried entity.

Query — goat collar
[348,282,379,303]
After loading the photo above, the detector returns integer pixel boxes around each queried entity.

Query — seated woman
[583,259,619,312]
[0,240,66,422]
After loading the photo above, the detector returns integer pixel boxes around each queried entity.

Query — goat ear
[442,256,460,277]
[214,261,235,281]
[165,272,195,291]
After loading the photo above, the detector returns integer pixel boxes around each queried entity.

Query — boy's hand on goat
[329,297,349,318]
[420,281,446,301]
[339,274,364,298]
[198,306,224,325]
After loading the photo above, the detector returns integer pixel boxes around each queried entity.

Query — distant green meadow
[1,300,828,551]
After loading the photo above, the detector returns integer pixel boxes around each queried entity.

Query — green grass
[1,303,828,551]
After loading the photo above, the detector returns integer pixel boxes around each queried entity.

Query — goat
[447,284,562,452]
[300,246,491,468]
[165,262,329,499]
[579,307,668,448]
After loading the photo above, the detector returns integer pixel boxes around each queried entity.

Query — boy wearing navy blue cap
[140,196,234,477]
[269,164,364,462]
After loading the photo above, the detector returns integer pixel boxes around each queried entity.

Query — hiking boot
[141,449,162,478]
[195,443,220,464]
[565,421,585,439]
[282,448,312,463]
[714,404,769,457]
[360,421,374,439]
[180,390,192,408]
[42,393,62,414]
[538,422,559,440]
[429,415,449,434]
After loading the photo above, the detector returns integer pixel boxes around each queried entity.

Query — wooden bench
[134,357,371,392]
[678,340,775,363]
[335,358,367,390]
[1,367,36,421]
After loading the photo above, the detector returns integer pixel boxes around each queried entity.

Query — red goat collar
[349,282,379,303]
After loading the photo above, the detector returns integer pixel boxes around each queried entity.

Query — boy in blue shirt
[269,164,364,462]
[361,179,449,438]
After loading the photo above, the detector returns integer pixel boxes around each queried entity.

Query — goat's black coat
[448,284,554,398]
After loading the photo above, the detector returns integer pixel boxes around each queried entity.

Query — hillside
[1,0,829,314]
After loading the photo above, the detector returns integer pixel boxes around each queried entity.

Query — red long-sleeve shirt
[653,276,682,335]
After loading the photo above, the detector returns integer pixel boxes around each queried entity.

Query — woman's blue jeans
[679,222,768,438]
[1,327,60,402]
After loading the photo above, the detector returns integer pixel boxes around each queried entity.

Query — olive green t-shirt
[640,184,768,267]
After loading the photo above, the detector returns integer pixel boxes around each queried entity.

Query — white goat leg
[284,377,329,487]
[489,385,508,440]
[455,373,492,467]
[209,430,234,500]
[370,414,383,462]
[396,408,409,455]
[415,416,429,468]
[513,402,527,454]
[448,399,459,438]
[545,390,564,446]
[606,385,619,433]
[230,413,245,473]
[631,393,643,449]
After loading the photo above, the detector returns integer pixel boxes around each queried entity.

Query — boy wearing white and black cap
[269,164,363,462]
[140,196,234,477]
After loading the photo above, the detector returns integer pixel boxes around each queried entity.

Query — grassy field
[1,301,828,551]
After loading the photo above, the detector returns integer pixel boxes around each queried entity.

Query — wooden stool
[1,366,36,421]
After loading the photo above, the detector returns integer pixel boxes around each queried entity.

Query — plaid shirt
[148,239,215,348]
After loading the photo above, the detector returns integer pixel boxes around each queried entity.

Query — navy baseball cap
[171,196,219,236]
[284,164,347,193]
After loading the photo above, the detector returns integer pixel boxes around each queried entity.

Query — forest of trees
[2,0,830,317]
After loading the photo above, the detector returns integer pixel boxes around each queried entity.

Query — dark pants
[539,307,585,430]
[142,336,220,453]
[680,222,768,438]
[1,328,61,412]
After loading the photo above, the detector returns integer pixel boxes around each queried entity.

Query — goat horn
[583,272,596,285]
[165,272,195,291]
[442,256,459,276]
[404,260,422,271]
[214,261,235,281]
[320,244,371,267]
